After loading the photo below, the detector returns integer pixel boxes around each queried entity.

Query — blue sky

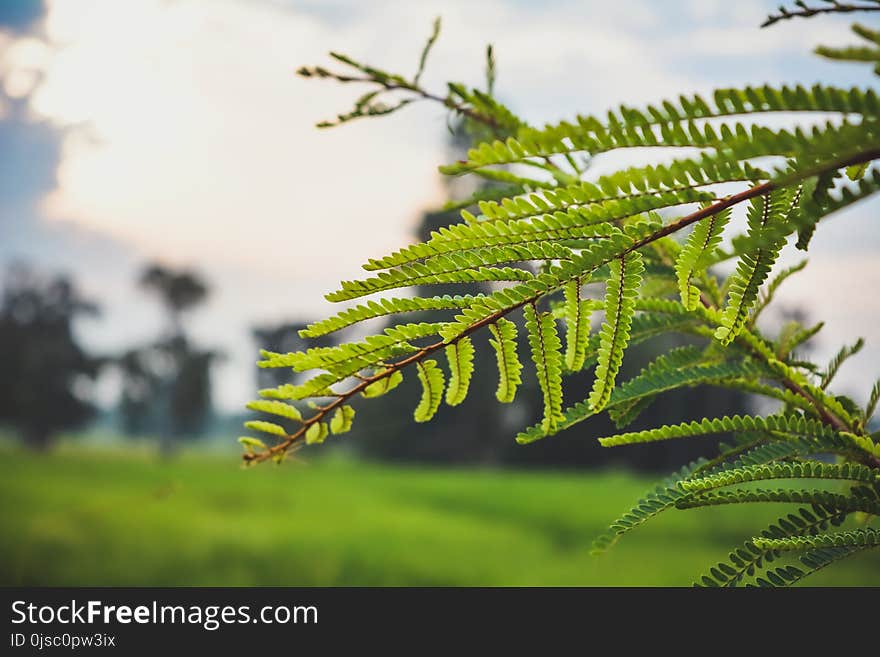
[0,0,877,412]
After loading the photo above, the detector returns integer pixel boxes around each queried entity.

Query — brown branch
[300,67,585,179]
[383,82,503,133]
[383,81,578,180]
[762,1,880,28]
[244,147,880,465]
[318,72,503,133]
[782,379,849,431]
[244,292,534,464]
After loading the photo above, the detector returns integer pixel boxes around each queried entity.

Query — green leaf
[675,486,880,515]
[598,413,840,447]
[680,461,877,494]
[589,251,644,411]
[591,460,708,554]
[413,16,441,86]
[675,207,731,310]
[301,295,480,338]
[866,379,880,420]
[244,420,287,437]
[361,370,404,398]
[563,277,592,371]
[752,545,871,587]
[695,506,848,587]
[445,337,475,406]
[517,349,777,445]
[330,406,356,434]
[524,304,565,434]
[607,396,655,429]
[441,85,879,175]
[238,436,267,450]
[753,527,880,552]
[327,262,535,302]
[675,209,730,310]
[414,359,445,422]
[305,422,329,445]
[280,322,442,373]
[488,318,522,403]
[821,338,864,389]
[246,400,302,422]
[715,190,792,345]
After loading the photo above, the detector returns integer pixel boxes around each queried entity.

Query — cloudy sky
[0,0,877,413]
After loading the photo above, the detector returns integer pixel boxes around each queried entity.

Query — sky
[0,0,878,412]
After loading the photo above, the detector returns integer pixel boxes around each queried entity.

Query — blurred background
[1,0,879,585]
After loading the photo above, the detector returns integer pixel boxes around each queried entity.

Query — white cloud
[10,0,446,287]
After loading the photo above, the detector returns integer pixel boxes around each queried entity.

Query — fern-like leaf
[753,527,880,551]
[488,318,523,403]
[517,348,774,444]
[680,461,877,494]
[524,304,565,434]
[591,460,708,554]
[361,370,404,398]
[867,378,880,420]
[821,337,864,388]
[714,190,791,344]
[563,277,592,371]
[675,207,731,309]
[752,545,872,587]
[244,420,288,438]
[246,400,303,423]
[695,505,848,587]
[327,264,534,302]
[305,421,329,445]
[329,405,356,434]
[414,359,445,422]
[588,251,644,411]
[676,486,880,515]
[598,413,841,447]
[301,295,481,338]
[445,336,475,406]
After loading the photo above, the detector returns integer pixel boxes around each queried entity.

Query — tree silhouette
[0,265,102,449]
[117,263,218,453]
[139,264,208,337]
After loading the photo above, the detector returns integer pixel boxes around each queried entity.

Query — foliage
[0,265,102,448]
[140,264,208,336]
[244,10,880,585]
[118,264,219,451]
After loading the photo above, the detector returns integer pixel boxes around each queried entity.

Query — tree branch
[244,147,880,465]
[762,1,880,28]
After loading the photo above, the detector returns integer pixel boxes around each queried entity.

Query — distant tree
[117,346,165,436]
[139,264,208,337]
[117,264,218,453]
[0,265,102,448]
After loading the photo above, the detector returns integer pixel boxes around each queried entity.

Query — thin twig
[762,1,880,28]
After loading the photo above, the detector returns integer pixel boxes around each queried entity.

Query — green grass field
[1,444,878,586]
